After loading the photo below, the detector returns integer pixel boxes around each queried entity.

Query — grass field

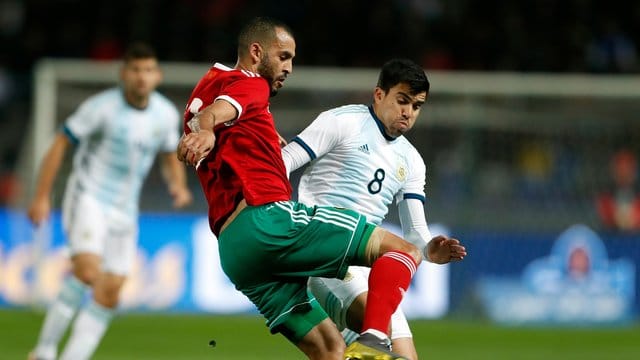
[2,308,639,359]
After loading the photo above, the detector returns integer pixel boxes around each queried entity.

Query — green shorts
[217,200,375,343]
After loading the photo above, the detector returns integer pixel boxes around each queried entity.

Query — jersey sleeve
[290,110,347,161]
[398,198,432,256]
[63,95,105,144]
[281,141,312,175]
[217,76,269,121]
[395,149,427,204]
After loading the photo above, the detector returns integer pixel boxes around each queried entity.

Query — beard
[257,56,279,97]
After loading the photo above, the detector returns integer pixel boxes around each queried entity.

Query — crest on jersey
[397,164,407,181]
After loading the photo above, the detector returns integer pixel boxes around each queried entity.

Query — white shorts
[308,266,412,340]
[62,190,138,275]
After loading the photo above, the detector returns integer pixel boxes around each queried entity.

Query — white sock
[342,328,359,345]
[33,276,88,360]
[59,300,114,360]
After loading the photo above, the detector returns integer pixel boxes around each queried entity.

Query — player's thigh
[308,266,369,330]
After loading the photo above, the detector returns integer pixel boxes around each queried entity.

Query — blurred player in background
[282,58,466,360]
[27,42,192,360]
[177,16,464,360]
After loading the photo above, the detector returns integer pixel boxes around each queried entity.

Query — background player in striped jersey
[27,43,192,360]
[282,58,466,360]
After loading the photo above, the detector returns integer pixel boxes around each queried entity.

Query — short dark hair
[122,42,157,62]
[237,16,294,57]
[377,59,430,95]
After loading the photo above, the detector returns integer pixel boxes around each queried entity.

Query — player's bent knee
[374,229,423,265]
[404,242,423,265]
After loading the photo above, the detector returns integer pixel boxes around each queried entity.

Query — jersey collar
[213,62,233,71]
[368,105,398,142]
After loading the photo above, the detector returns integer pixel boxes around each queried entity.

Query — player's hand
[277,131,287,148]
[425,235,467,264]
[170,184,193,208]
[177,130,215,167]
[27,197,51,226]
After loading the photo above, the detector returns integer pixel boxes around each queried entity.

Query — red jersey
[184,63,292,235]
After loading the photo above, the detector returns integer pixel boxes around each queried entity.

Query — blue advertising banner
[475,225,635,325]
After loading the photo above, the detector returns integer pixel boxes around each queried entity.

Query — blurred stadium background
[1,1,640,359]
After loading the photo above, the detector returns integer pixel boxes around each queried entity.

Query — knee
[404,243,423,266]
[376,229,422,266]
[72,265,100,286]
[93,276,126,308]
[389,240,423,266]
[70,253,102,285]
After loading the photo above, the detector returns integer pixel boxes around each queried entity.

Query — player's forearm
[32,135,68,200]
[281,141,312,175]
[161,153,188,189]
[398,199,432,260]
[190,101,238,133]
[193,107,216,132]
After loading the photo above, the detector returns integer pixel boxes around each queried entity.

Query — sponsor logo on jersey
[357,144,370,154]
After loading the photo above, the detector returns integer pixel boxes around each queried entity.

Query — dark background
[0,0,639,233]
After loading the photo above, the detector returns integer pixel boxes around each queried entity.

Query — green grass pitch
[2,308,638,359]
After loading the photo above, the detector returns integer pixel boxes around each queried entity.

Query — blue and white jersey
[62,87,180,217]
[290,104,426,225]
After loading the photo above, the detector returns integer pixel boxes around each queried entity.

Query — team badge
[397,164,407,181]
[343,271,353,282]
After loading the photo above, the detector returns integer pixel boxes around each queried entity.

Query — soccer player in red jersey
[177,17,465,360]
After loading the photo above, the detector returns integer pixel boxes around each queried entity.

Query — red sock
[362,251,418,335]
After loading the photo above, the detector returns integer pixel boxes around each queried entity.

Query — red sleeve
[217,77,270,122]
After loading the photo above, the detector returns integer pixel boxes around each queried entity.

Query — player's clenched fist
[177,130,215,167]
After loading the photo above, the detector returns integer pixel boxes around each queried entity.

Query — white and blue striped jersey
[62,87,180,217]
[286,104,426,225]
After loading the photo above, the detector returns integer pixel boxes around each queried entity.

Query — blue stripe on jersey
[292,136,317,160]
[368,106,397,141]
[62,125,79,145]
[404,193,426,203]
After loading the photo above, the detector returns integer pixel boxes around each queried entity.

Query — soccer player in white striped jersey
[27,43,192,360]
[282,58,466,360]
